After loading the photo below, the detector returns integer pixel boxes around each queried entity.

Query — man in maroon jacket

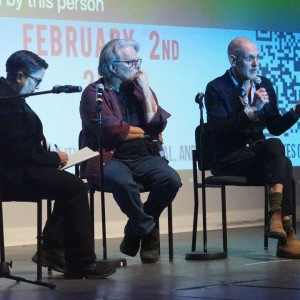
[80,39,181,263]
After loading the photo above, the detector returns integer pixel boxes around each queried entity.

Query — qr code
[256,31,300,135]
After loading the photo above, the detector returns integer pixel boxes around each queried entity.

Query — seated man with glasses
[0,50,117,279]
[80,39,181,264]
[205,36,300,258]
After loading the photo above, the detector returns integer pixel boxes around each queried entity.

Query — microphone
[95,83,104,112]
[52,85,82,94]
[253,76,262,89]
[253,75,270,112]
[195,92,205,108]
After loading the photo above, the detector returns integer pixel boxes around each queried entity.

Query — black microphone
[195,92,205,108]
[95,83,104,112]
[52,85,82,94]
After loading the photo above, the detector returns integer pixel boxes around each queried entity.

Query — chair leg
[46,199,53,273]
[89,189,95,251]
[0,200,55,289]
[167,204,173,261]
[0,202,5,264]
[157,218,161,255]
[292,178,297,233]
[37,200,42,281]
[0,201,11,278]
[264,186,269,249]
[191,150,199,252]
[221,185,228,254]
[100,190,107,260]
[157,206,173,261]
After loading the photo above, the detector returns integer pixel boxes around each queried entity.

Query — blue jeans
[102,155,181,236]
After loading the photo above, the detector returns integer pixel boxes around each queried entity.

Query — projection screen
[1,0,300,170]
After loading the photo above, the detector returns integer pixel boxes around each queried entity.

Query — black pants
[4,167,96,267]
[212,138,293,216]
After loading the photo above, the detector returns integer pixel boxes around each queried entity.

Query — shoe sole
[267,232,287,241]
[64,268,116,279]
[276,250,300,259]
[141,258,159,264]
[119,247,139,257]
[32,257,66,273]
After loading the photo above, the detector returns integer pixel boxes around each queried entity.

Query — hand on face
[132,70,150,90]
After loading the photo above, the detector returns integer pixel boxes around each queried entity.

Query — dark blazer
[204,70,299,170]
[0,77,60,186]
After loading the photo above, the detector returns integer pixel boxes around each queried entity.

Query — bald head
[228,37,258,61]
[227,37,260,81]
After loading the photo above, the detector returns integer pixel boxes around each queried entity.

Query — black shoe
[140,228,160,264]
[120,221,140,257]
[64,260,117,279]
[32,245,66,273]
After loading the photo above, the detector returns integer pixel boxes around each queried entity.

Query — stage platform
[1,225,300,299]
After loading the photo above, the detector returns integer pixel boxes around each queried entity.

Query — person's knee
[106,176,135,194]
[69,176,88,196]
[162,170,182,191]
[171,172,182,190]
[264,138,285,155]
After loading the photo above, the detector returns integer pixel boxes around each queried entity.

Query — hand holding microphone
[251,76,269,112]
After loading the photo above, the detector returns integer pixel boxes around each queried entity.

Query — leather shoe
[140,228,160,264]
[64,260,116,279]
[120,220,140,257]
[277,227,300,259]
[32,245,66,273]
[266,209,287,241]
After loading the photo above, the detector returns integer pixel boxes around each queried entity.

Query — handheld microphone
[253,75,270,112]
[253,76,262,89]
[95,83,104,112]
[52,85,82,94]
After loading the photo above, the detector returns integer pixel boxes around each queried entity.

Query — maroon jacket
[79,78,171,183]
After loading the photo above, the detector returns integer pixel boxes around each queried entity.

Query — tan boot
[267,209,287,241]
[277,228,300,259]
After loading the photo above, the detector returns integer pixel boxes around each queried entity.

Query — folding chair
[185,94,296,260]
[0,191,55,289]
[76,131,174,263]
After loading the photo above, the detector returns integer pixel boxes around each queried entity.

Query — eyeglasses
[22,71,42,86]
[113,58,142,69]
[243,55,260,63]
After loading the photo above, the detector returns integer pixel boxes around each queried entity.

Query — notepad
[61,147,99,170]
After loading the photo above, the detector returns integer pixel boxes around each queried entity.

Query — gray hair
[98,39,140,78]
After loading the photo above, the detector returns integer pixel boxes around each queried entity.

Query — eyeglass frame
[242,55,260,63]
[112,58,142,69]
[22,71,42,86]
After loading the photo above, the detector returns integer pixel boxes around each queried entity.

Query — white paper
[61,147,99,170]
